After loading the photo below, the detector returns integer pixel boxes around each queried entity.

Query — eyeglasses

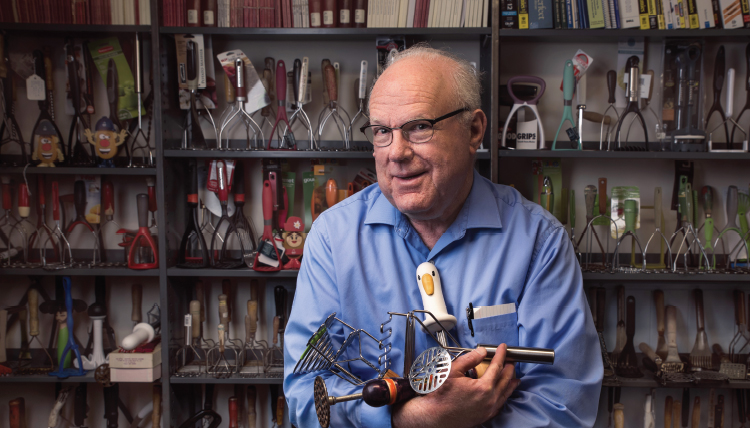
[360,108,470,147]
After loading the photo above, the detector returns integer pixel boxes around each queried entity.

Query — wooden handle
[196,280,205,322]
[655,290,665,335]
[666,305,678,350]
[276,396,285,424]
[598,178,607,215]
[321,59,331,104]
[28,288,39,337]
[261,69,272,116]
[224,73,235,103]
[132,283,143,324]
[273,316,280,345]
[247,386,257,428]
[691,397,700,428]
[324,64,337,103]
[190,300,201,339]
[8,398,24,428]
[152,384,162,428]
[247,300,257,335]
[472,361,491,378]
[228,396,238,428]
[219,294,229,329]
[638,342,659,362]
[673,400,682,427]
[613,403,624,428]
[665,396,673,428]
[43,46,54,90]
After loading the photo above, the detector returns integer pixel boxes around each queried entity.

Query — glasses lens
[364,126,393,147]
[403,120,434,144]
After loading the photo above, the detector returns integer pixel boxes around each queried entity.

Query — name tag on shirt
[473,303,516,319]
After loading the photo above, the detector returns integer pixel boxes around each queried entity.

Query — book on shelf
[519,0,529,27]
[0,0,149,23]
[529,0,554,27]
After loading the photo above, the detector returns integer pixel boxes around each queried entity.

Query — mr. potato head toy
[282,216,305,270]
[84,117,128,167]
[32,119,65,167]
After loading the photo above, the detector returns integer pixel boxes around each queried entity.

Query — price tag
[184,314,192,327]
[26,74,45,101]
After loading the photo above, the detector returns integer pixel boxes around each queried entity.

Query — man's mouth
[394,171,426,182]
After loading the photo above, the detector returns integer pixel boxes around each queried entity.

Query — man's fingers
[450,347,488,376]
[480,343,508,380]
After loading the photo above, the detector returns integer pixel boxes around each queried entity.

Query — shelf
[0,266,160,276]
[0,372,98,383]
[164,149,490,159]
[168,267,298,278]
[0,23,151,35]
[498,149,750,160]
[0,167,157,176]
[499,28,750,39]
[170,375,283,384]
[582,272,750,282]
[159,27,490,40]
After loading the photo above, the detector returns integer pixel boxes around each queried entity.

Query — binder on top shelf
[530,0,554,27]
[586,0,605,27]
[519,0,529,27]
[647,0,658,27]
[638,0,649,27]
[655,0,664,27]
[501,0,519,27]
[685,0,699,26]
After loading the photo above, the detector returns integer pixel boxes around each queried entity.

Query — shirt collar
[363,170,503,231]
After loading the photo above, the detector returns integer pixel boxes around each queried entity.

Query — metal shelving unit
[0,167,158,175]
[0,267,160,276]
[170,376,284,384]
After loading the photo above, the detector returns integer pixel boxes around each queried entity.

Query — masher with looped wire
[128,32,154,167]
[286,57,316,150]
[28,176,59,265]
[219,58,263,150]
[318,64,351,150]
[209,160,246,268]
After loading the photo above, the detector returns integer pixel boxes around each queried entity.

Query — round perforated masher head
[314,376,331,428]
[409,347,452,394]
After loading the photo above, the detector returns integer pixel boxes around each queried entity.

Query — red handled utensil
[267,60,293,150]
[128,193,158,269]
[252,179,282,271]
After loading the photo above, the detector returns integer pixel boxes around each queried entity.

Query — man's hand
[392,344,520,428]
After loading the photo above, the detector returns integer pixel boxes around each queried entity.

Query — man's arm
[284,221,394,428]
[494,226,603,427]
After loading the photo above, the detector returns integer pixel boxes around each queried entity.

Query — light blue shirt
[284,170,603,427]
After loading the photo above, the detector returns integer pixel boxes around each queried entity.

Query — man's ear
[468,109,487,153]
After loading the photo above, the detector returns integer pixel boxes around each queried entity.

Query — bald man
[283,45,603,428]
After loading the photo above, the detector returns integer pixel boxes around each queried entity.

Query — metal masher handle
[235,58,246,98]
[599,178,607,216]
[190,300,201,339]
[29,288,39,337]
[359,60,368,100]
[654,187,662,229]
[103,180,114,216]
[726,68,735,117]
[217,160,228,203]
[135,33,142,96]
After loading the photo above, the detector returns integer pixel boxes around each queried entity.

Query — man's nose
[387,130,413,161]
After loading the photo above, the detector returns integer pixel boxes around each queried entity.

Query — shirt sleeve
[284,219,393,428]
[491,226,603,427]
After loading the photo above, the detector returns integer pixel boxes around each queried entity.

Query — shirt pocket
[471,311,519,348]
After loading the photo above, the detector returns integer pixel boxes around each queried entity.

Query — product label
[340,9,350,23]
[311,12,322,26]
[323,10,334,24]
[204,10,215,24]
[187,9,199,23]
[355,8,366,22]
[26,74,45,101]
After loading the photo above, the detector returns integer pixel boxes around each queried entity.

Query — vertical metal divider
[149,0,171,425]
[491,0,500,183]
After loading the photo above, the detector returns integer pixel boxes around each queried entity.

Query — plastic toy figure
[84,117,127,168]
[32,120,65,167]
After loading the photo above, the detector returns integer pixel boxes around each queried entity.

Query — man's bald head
[368,44,482,126]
